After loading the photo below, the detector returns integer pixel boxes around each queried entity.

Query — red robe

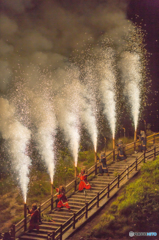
[28,209,39,231]
[56,188,70,209]
[78,174,91,191]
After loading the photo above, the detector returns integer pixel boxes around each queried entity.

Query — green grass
[12,215,24,224]
[0,200,10,211]
[78,150,95,169]
[90,156,159,239]
[0,210,12,224]
[0,177,16,195]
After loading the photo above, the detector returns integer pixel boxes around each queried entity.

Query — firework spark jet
[96,48,116,141]
[0,98,31,202]
[82,63,98,154]
[119,52,142,137]
[30,93,56,185]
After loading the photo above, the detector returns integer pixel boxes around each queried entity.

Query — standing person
[56,186,70,210]
[27,203,39,232]
[98,152,109,176]
[117,140,127,161]
[138,130,147,152]
[78,169,91,191]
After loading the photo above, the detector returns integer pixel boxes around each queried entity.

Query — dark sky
[128,0,159,132]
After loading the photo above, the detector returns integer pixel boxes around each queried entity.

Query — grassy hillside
[90,156,159,239]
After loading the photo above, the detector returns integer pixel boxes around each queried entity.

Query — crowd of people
[26,130,147,232]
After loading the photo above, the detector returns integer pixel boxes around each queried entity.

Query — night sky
[128,0,159,132]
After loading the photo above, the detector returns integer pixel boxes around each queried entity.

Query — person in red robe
[78,169,91,191]
[56,186,70,210]
[27,203,39,232]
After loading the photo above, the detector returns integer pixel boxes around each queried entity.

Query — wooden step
[70,193,92,198]
[90,186,104,190]
[39,224,57,230]
[24,232,48,239]
[52,209,73,216]
[69,197,89,203]
[31,229,53,234]
[91,180,109,185]
[68,200,86,205]
[49,213,71,220]
[20,235,46,240]
[42,221,62,227]
[83,189,100,194]
[75,192,96,197]
[95,176,117,180]
[108,166,126,170]
[95,176,114,180]
[69,204,82,209]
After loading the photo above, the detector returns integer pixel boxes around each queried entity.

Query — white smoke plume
[54,67,81,167]
[81,63,98,152]
[96,48,117,139]
[0,98,31,202]
[81,104,98,152]
[119,52,142,130]
[30,92,56,184]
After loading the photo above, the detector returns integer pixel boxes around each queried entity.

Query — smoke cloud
[119,52,142,130]
[0,0,145,199]
[0,98,31,202]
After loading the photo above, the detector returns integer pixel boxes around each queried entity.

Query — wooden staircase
[19,154,139,240]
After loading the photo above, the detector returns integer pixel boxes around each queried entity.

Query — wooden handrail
[15,218,25,227]
[12,134,159,239]
[41,197,52,207]
[52,143,159,240]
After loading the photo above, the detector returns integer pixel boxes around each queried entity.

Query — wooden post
[113,138,115,150]
[51,183,54,196]
[60,225,62,240]
[51,197,53,212]
[74,179,77,192]
[144,151,146,163]
[97,192,99,208]
[134,130,137,142]
[24,203,27,232]
[75,166,77,178]
[95,151,97,163]
[107,184,110,198]
[51,183,54,212]
[11,225,15,240]
[95,162,97,176]
[85,203,88,219]
[113,138,115,161]
[134,141,136,152]
[95,151,97,175]
[127,166,129,179]
[73,213,76,229]
[153,135,156,145]
[52,231,55,240]
[136,158,137,170]
[39,204,41,223]
[113,149,115,162]
[154,146,156,160]
[117,175,120,188]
